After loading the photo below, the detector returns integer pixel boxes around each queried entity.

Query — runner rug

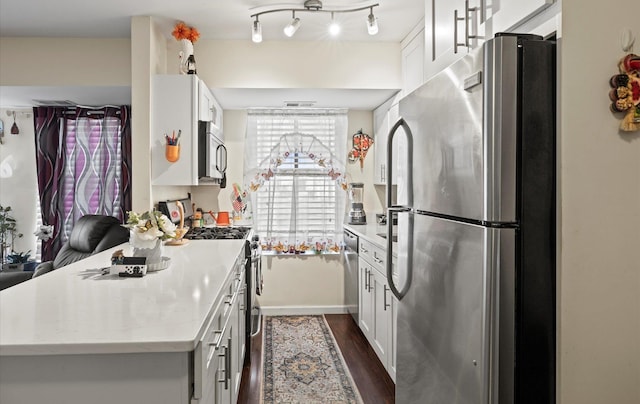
[262,315,363,404]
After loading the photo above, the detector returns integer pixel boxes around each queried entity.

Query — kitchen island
[0,239,246,404]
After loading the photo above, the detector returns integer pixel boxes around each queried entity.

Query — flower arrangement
[34,225,54,241]
[172,21,200,43]
[125,210,177,248]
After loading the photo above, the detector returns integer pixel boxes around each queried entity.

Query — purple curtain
[33,106,132,261]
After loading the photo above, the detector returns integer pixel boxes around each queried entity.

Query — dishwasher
[343,229,359,324]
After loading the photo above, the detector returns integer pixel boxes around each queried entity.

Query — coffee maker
[348,182,366,225]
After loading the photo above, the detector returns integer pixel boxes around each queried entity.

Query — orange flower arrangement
[172,21,200,43]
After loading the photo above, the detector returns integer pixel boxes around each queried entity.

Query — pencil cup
[166,145,180,162]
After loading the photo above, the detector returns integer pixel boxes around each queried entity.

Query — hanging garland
[246,133,348,192]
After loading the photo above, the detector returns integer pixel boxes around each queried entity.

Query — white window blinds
[244,109,348,254]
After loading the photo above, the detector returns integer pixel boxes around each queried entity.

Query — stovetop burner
[183,226,252,240]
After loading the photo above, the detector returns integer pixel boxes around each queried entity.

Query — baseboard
[261,305,348,316]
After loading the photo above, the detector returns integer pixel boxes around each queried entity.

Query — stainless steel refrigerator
[385,34,556,404]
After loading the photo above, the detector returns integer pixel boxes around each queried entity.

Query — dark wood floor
[237,313,395,404]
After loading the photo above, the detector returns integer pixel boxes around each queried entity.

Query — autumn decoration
[347,129,374,168]
[172,21,200,75]
[609,53,640,132]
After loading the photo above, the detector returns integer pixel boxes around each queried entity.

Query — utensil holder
[166,144,180,162]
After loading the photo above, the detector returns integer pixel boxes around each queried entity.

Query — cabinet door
[425,0,482,82]
[373,99,390,185]
[488,0,555,34]
[199,80,214,122]
[358,258,374,338]
[388,293,398,383]
[373,96,399,186]
[152,75,199,186]
[234,284,246,397]
[371,269,390,364]
[214,323,233,404]
[402,28,425,96]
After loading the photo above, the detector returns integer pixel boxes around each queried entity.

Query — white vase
[132,238,164,266]
[178,39,194,75]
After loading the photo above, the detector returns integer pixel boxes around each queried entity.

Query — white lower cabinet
[357,238,397,382]
[194,253,246,404]
[358,258,374,337]
[372,269,390,360]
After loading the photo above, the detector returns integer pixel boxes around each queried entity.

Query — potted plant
[0,205,23,265]
[4,250,37,272]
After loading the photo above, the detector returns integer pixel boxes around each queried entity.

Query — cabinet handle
[384,285,390,311]
[454,0,479,53]
[368,271,374,292]
[374,256,383,265]
[226,337,232,384]
[361,246,368,253]
[465,0,479,46]
[454,9,466,53]
[208,330,224,348]
[218,345,229,390]
[364,268,369,291]
[381,164,385,182]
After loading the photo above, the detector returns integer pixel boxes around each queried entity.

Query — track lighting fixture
[283,11,301,37]
[250,0,379,42]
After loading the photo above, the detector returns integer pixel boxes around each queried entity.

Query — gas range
[182,223,261,364]
[183,226,252,240]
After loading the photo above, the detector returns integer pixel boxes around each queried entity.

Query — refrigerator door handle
[386,118,414,300]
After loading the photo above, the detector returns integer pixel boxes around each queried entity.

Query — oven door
[198,121,227,182]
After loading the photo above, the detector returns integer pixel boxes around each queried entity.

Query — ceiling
[0,0,423,109]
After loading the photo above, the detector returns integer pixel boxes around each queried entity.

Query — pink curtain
[33,106,132,261]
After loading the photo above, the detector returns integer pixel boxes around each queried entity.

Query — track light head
[328,12,340,36]
[284,12,301,37]
[367,10,378,35]
[252,19,262,43]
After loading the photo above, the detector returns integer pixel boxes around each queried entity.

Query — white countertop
[0,240,245,356]
[344,222,397,253]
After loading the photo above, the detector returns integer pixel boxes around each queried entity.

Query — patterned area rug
[262,315,363,404]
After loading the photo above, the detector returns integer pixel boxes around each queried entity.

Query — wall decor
[609,53,640,132]
[348,129,373,168]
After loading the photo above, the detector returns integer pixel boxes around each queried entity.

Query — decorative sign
[609,53,640,132]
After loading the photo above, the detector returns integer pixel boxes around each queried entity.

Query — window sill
[260,250,340,257]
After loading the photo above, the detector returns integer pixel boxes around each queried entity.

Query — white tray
[147,256,171,272]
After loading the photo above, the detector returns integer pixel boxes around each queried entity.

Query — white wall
[559,1,640,403]
[0,108,38,256]
[0,38,130,86]
[168,39,402,91]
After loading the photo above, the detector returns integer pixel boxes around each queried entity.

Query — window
[244,109,348,254]
[33,106,131,261]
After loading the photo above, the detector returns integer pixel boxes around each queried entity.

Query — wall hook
[621,29,635,53]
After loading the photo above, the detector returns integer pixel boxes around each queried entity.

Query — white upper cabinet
[401,23,426,97]
[424,0,556,82]
[425,0,483,81]
[373,94,400,186]
[152,74,223,186]
[487,0,556,34]
[198,80,223,135]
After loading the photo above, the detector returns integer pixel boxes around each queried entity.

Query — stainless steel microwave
[198,121,227,184]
